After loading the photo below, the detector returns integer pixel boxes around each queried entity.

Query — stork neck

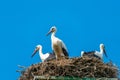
[100,48,104,53]
[38,49,44,56]
[51,32,56,38]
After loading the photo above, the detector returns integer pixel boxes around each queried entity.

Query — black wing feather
[62,48,69,57]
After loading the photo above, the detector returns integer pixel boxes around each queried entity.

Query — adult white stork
[81,43,108,59]
[46,26,69,59]
[31,45,55,62]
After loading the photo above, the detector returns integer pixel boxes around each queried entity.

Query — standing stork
[31,45,55,62]
[46,26,69,59]
[81,43,108,59]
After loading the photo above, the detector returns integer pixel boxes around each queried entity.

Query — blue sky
[0,0,120,79]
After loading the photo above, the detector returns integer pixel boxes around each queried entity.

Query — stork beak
[103,47,108,58]
[31,48,39,58]
[46,30,52,36]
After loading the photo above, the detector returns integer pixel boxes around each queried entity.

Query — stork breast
[53,44,62,53]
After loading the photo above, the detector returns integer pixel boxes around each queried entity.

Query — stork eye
[52,28,54,30]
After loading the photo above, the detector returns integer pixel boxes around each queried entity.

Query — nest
[19,56,119,80]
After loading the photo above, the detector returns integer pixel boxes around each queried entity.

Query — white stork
[46,26,69,59]
[31,45,55,62]
[81,43,108,59]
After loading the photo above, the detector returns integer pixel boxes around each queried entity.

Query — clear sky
[0,0,120,79]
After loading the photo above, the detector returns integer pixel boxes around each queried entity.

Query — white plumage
[31,45,55,62]
[81,43,108,59]
[46,26,69,59]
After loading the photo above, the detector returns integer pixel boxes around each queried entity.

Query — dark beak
[46,30,52,36]
[31,48,38,58]
[103,48,108,58]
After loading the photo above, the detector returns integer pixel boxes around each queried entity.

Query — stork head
[46,26,57,36]
[31,45,42,58]
[100,43,108,57]
[100,43,104,49]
